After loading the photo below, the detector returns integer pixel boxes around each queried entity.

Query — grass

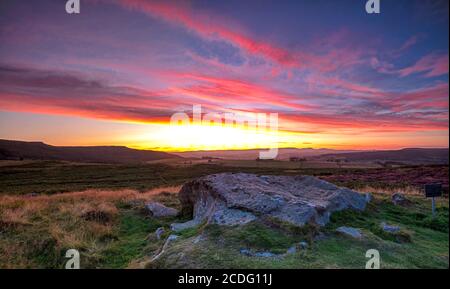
[207,222,299,254]
[1,161,447,196]
[98,211,159,269]
[150,195,448,269]
[0,188,176,268]
[0,160,448,268]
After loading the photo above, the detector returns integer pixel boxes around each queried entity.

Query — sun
[159,122,280,151]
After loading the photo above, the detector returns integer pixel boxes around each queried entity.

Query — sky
[0,0,448,151]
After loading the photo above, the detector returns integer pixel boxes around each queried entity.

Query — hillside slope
[317,148,449,165]
[0,139,179,163]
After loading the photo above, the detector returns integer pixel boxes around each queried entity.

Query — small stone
[287,246,297,254]
[299,241,308,249]
[192,235,203,244]
[392,193,410,206]
[240,248,252,256]
[127,199,144,208]
[167,234,178,241]
[314,232,327,241]
[381,222,400,233]
[145,202,178,218]
[336,226,363,239]
[155,227,165,240]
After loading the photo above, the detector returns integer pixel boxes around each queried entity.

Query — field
[0,160,448,268]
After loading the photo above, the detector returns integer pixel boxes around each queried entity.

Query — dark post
[424,184,442,218]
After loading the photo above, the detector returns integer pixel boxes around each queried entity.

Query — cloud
[370,57,396,74]
[398,52,449,77]
[0,64,179,123]
[0,62,447,136]
[117,0,300,67]
[170,73,314,111]
[397,35,422,53]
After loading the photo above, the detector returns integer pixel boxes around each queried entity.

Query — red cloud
[170,73,314,111]
[118,0,300,67]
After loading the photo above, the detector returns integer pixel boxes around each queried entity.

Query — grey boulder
[145,202,178,218]
[176,173,368,228]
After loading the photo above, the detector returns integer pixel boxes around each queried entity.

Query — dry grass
[358,185,423,196]
[0,186,180,268]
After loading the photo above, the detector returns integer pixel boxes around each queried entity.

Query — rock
[254,251,276,258]
[211,207,257,225]
[336,226,363,239]
[392,193,410,206]
[127,199,145,208]
[381,222,400,233]
[299,241,308,249]
[239,248,277,258]
[145,202,178,218]
[192,235,204,244]
[171,219,201,232]
[313,232,327,241]
[155,227,165,240]
[286,241,308,254]
[167,234,178,241]
[286,246,297,254]
[177,173,368,228]
[239,248,252,256]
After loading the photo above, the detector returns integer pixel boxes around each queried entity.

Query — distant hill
[315,148,449,165]
[0,139,180,164]
[173,148,361,160]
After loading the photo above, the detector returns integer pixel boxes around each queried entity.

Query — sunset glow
[0,0,448,150]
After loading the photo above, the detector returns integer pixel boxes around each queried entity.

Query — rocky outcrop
[174,173,368,229]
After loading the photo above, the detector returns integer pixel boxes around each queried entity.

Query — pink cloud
[398,35,421,52]
[399,52,449,77]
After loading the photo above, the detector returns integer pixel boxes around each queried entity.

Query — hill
[0,139,179,164]
[316,148,449,165]
[173,148,360,160]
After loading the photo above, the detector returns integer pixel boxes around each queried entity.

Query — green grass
[97,211,153,268]
[208,222,299,254]
[2,192,448,269]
